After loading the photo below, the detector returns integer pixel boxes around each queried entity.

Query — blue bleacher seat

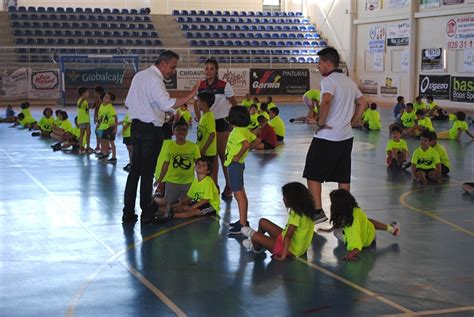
[10,13,19,20]
[134,39,143,46]
[254,33,262,38]
[190,10,197,15]
[223,11,230,16]
[272,33,280,39]
[121,8,129,14]
[172,10,179,15]
[297,33,304,39]
[103,8,111,14]
[263,33,271,39]
[198,10,206,15]
[17,6,26,12]
[130,9,138,14]
[274,25,282,31]
[225,40,233,46]
[177,17,185,23]
[181,10,188,15]
[198,40,207,46]
[15,38,25,45]
[20,13,28,20]
[206,11,214,16]
[247,11,255,16]
[8,6,17,12]
[319,40,327,46]
[245,33,254,38]
[231,11,239,16]
[27,6,35,12]
[281,57,289,63]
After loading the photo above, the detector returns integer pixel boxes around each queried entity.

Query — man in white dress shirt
[122,50,198,224]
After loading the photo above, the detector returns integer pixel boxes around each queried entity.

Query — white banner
[387,0,409,8]
[29,69,60,99]
[464,49,474,72]
[387,21,410,46]
[400,50,409,72]
[420,0,440,8]
[368,24,386,53]
[177,68,249,96]
[379,76,400,96]
[372,52,385,72]
[0,68,28,99]
[445,15,474,50]
[358,77,379,95]
[366,0,383,11]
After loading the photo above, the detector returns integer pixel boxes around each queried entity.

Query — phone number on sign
[447,40,473,49]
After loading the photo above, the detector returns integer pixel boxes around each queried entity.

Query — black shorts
[215,118,230,132]
[262,141,275,150]
[276,135,284,142]
[190,200,216,216]
[123,137,131,145]
[441,164,449,176]
[416,168,435,174]
[303,137,353,183]
[101,127,116,141]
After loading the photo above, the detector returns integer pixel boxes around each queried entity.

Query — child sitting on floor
[171,158,220,218]
[437,111,473,142]
[386,125,410,170]
[411,130,442,185]
[268,107,286,142]
[0,105,16,123]
[32,107,54,137]
[363,103,381,131]
[429,131,450,176]
[253,115,277,150]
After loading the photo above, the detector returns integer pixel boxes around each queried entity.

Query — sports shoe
[401,161,410,170]
[221,186,233,199]
[289,118,295,123]
[106,158,117,164]
[230,219,249,227]
[31,132,41,137]
[228,222,244,235]
[242,239,264,253]
[312,209,328,224]
[123,163,132,172]
[122,213,138,223]
[241,226,256,238]
[389,221,400,236]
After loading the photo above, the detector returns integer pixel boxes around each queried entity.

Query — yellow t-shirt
[241,99,253,108]
[363,109,381,130]
[38,117,54,132]
[20,108,33,119]
[417,117,435,132]
[162,140,201,184]
[386,139,408,152]
[267,102,277,110]
[197,111,217,156]
[449,120,468,140]
[54,117,61,128]
[248,113,259,129]
[77,98,90,124]
[411,147,441,169]
[413,101,426,112]
[178,109,192,123]
[98,103,116,130]
[448,113,456,124]
[19,115,36,127]
[155,140,172,181]
[60,119,73,133]
[187,175,221,213]
[428,101,438,110]
[224,126,257,166]
[123,113,131,138]
[259,110,270,120]
[401,111,416,128]
[71,127,87,146]
[282,209,314,257]
[304,89,320,102]
[269,115,286,137]
[343,207,376,252]
[432,143,450,169]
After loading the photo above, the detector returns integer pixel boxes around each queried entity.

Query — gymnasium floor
[0,104,473,317]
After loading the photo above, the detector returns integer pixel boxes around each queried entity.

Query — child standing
[176,103,193,126]
[437,111,473,141]
[268,107,286,142]
[97,92,118,163]
[196,92,217,182]
[154,121,201,222]
[93,86,105,153]
[253,115,277,150]
[226,106,260,234]
[171,158,220,218]
[363,103,381,131]
[386,125,410,170]
[76,87,93,154]
[411,131,442,184]
[121,109,132,172]
[240,182,315,261]
[323,189,399,262]
[429,131,450,176]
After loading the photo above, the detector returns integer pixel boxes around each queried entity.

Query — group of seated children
[394,95,451,126]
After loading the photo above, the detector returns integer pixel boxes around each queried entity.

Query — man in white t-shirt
[303,47,366,223]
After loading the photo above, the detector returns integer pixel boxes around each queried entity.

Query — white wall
[16,0,149,9]
[150,0,263,14]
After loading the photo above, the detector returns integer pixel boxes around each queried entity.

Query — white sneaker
[389,221,400,236]
[242,239,263,253]
[241,226,256,238]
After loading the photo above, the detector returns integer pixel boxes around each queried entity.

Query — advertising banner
[177,68,204,91]
[421,48,444,71]
[28,70,60,99]
[445,15,474,50]
[368,24,386,54]
[64,68,125,86]
[418,75,450,99]
[464,49,474,72]
[387,0,409,8]
[176,68,249,95]
[450,76,474,103]
[0,68,28,99]
[380,76,400,96]
[358,77,379,95]
[420,0,440,8]
[387,21,410,46]
[249,69,309,95]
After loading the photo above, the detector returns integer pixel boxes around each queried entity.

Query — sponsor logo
[446,19,457,37]
[424,48,441,58]
[420,76,448,93]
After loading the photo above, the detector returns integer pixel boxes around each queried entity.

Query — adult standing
[194,59,238,198]
[303,47,366,223]
[122,50,198,224]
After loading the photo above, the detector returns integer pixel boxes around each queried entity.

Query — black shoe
[123,163,131,172]
[106,158,117,164]
[122,213,138,223]
[312,209,328,224]
[153,213,173,224]
[31,132,41,137]
[52,143,62,152]
[289,118,295,123]
[230,219,249,227]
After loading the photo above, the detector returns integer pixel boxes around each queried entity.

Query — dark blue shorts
[228,161,245,192]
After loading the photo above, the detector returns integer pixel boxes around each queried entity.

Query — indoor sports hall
[0,1,473,316]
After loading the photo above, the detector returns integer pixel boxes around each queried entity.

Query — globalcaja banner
[65,68,125,85]
[249,69,310,95]
[450,76,474,103]
[418,75,450,100]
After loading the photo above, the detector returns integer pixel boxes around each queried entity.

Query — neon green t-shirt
[448,113,456,124]
[411,147,440,169]
[19,115,36,127]
[224,126,257,166]
[54,117,61,128]
[281,209,314,257]
[432,143,450,169]
[98,103,116,130]
[178,109,192,123]
[413,101,426,112]
[77,98,90,124]
[267,102,277,110]
[417,117,434,132]
[20,108,32,119]
[38,117,54,132]
[123,112,131,138]
[259,111,270,120]
[386,139,408,152]
[187,175,221,214]
[197,111,217,156]
[269,115,286,137]
[343,207,376,252]
[401,111,416,128]
[449,120,468,140]
[162,140,201,184]
[363,109,381,130]
[248,113,259,129]
[71,127,87,146]
[304,89,320,102]
[241,99,253,108]
[428,101,438,110]
[155,140,172,181]
[60,119,73,133]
